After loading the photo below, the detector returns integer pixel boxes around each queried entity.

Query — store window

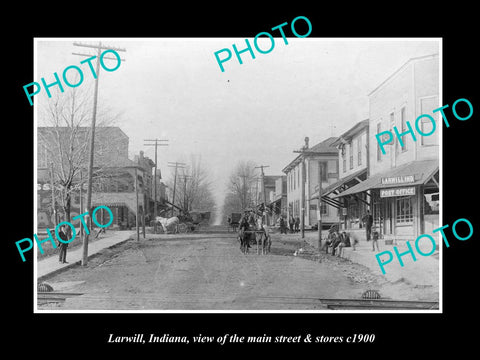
[319,161,327,181]
[320,201,328,215]
[400,107,407,152]
[348,202,359,221]
[396,196,413,224]
[424,192,439,214]
[357,135,362,166]
[376,122,382,161]
[420,96,439,146]
[38,144,49,169]
[349,141,353,169]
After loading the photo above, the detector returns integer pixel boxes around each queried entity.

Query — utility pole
[317,161,323,249]
[50,162,57,227]
[135,167,140,241]
[167,162,186,217]
[255,165,270,224]
[79,170,84,243]
[300,160,305,238]
[292,151,307,239]
[293,138,312,239]
[73,41,126,266]
[254,177,260,208]
[179,173,192,214]
[144,139,168,231]
[239,174,249,211]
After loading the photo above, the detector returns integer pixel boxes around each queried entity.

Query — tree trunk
[63,188,71,223]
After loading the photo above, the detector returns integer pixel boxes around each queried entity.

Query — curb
[37,235,134,283]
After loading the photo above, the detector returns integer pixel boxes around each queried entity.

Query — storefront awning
[333,159,439,198]
[91,201,128,208]
[311,168,367,200]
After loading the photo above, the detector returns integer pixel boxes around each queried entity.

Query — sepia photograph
[33,37,441,312]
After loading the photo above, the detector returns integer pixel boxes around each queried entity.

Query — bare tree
[222,160,258,218]
[167,155,216,215]
[38,85,123,223]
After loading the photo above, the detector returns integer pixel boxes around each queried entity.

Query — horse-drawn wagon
[153,211,211,234]
[176,211,211,233]
[227,212,242,232]
[236,212,271,255]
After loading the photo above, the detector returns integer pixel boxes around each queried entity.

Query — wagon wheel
[178,223,188,233]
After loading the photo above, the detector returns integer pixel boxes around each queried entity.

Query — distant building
[282,136,340,228]
[257,175,286,225]
[134,151,167,220]
[269,176,287,225]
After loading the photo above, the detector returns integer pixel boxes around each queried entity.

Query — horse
[238,216,252,254]
[254,217,271,255]
[155,216,180,234]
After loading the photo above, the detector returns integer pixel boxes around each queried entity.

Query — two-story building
[283,137,340,229]
[311,119,370,233]
[335,54,440,242]
[268,176,287,225]
[37,126,166,230]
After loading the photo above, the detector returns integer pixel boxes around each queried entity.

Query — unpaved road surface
[39,232,437,310]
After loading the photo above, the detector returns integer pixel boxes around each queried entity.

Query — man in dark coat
[362,210,373,241]
[279,216,286,234]
[289,215,295,233]
[57,224,70,264]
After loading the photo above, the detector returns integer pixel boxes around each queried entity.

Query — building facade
[283,137,340,228]
[265,175,287,226]
[336,54,440,242]
[321,119,370,231]
[37,126,165,230]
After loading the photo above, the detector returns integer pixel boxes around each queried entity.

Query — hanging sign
[380,186,416,198]
[381,175,415,185]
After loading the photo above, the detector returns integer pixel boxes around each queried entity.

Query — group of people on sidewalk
[277,209,379,257]
[321,228,357,257]
[278,215,301,234]
[321,210,379,257]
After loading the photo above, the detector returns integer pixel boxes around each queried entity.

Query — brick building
[37,126,166,230]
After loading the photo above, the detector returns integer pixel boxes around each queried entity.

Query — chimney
[304,136,309,149]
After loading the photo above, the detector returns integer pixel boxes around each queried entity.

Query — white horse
[255,217,272,255]
[155,216,180,234]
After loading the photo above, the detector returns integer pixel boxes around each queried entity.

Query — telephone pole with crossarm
[72,41,126,266]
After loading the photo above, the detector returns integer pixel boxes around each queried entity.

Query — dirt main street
[39,231,438,311]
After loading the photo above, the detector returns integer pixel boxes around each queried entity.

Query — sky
[35,37,440,221]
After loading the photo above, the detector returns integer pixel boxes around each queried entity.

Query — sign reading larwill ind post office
[380,187,416,198]
[381,175,415,185]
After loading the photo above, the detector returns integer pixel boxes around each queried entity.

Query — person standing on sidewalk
[294,216,300,233]
[58,224,70,264]
[279,216,287,234]
[371,227,380,252]
[289,215,295,233]
[362,210,373,241]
